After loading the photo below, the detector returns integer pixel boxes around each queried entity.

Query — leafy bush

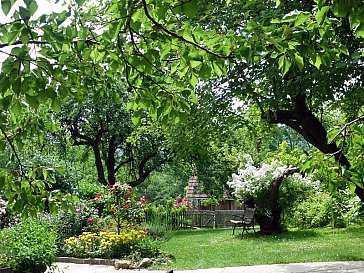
[289,191,346,228]
[228,157,318,215]
[78,180,104,200]
[0,219,57,273]
[132,236,161,259]
[144,203,192,231]
[94,183,146,234]
[51,211,83,251]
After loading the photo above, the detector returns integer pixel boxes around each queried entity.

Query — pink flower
[94,209,99,214]
[87,217,94,223]
[75,208,81,213]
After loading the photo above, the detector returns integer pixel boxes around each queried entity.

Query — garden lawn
[156,227,364,270]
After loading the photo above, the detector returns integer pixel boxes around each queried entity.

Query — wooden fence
[145,209,245,229]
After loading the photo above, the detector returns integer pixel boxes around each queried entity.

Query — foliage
[144,201,193,231]
[137,165,189,205]
[77,180,104,200]
[290,190,364,229]
[63,229,148,259]
[59,84,172,186]
[97,183,146,234]
[51,211,83,251]
[228,156,317,214]
[0,219,57,273]
[290,191,342,229]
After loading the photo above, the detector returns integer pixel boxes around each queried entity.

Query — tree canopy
[1,0,364,215]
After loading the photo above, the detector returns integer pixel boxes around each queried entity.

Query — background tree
[59,84,172,186]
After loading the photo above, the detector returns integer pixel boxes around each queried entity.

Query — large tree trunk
[107,136,117,184]
[267,94,364,202]
[257,167,299,234]
[92,144,107,185]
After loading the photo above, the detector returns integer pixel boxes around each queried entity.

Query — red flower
[95,193,102,199]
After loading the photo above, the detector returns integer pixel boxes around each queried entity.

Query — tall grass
[155,227,364,270]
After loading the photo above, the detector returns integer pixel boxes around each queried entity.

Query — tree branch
[0,125,28,181]
[141,0,232,59]
[329,115,364,144]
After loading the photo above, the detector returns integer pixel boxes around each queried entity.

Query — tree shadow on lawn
[172,228,319,241]
[171,226,364,243]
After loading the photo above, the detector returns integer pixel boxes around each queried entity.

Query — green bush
[78,180,104,200]
[289,192,346,228]
[51,211,82,251]
[0,219,57,273]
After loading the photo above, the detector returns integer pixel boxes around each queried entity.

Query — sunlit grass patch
[154,227,364,270]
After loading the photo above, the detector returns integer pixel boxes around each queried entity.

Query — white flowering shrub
[228,156,319,216]
[0,196,10,229]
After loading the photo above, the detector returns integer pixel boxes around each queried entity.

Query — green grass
[155,227,364,270]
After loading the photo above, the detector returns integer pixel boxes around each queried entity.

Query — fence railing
[145,209,244,229]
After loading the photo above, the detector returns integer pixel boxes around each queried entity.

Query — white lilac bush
[227,156,319,214]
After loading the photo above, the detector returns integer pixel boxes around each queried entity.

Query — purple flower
[75,208,82,213]
[94,209,99,214]
[87,217,94,223]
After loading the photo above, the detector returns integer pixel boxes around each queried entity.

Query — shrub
[289,191,346,228]
[0,219,57,273]
[95,183,146,234]
[51,211,83,251]
[77,180,104,200]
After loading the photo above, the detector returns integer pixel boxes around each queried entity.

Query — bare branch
[329,115,364,144]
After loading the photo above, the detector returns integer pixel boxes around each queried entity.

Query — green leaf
[281,10,301,23]
[212,62,223,77]
[24,0,38,16]
[313,54,322,69]
[332,0,347,17]
[355,23,364,38]
[276,0,281,7]
[189,74,198,88]
[76,0,86,5]
[26,94,39,110]
[51,98,61,113]
[316,6,330,25]
[49,202,58,215]
[1,0,12,15]
[10,100,22,116]
[294,53,304,70]
[294,12,311,27]
[181,0,199,19]
[314,0,327,9]
[278,55,291,76]
[190,90,198,104]
[327,127,340,143]
[131,110,142,126]
[19,6,31,18]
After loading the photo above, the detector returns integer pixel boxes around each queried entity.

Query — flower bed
[64,230,147,258]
